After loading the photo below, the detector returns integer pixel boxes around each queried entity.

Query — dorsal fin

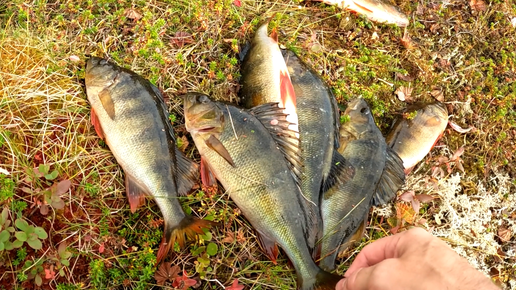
[249,102,303,185]
[147,83,199,195]
[329,90,341,150]
[321,151,355,194]
[373,147,406,206]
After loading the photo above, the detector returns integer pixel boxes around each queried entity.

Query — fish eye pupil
[199,95,208,103]
[360,107,368,114]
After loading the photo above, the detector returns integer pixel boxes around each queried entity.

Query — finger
[344,234,402,276]
[344,228,430,276]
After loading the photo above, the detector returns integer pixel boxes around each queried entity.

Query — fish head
[85,57,120,94]
[341,98,375,137]
[184,93,225,136]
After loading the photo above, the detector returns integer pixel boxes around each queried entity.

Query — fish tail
[156,216,217,263]
[299,269,342,290]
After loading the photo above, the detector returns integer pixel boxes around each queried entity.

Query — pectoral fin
[373,147,406,206]
[99,88,115,120]
[205,134,235,167]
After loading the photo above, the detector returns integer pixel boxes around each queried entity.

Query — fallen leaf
[449,121,475,133]
[170,31,194,48]
[99,243,105,253]
[154,263,180,286]
[498,227,512,243]
[400,28,414,49]
[69,55,80,62]
[125,8,142,21]
[221,231,235,243]
[226,279,245,290]
[233,0,241,7]
[511,17,516,28]
[411,198,421,213]
[395,73,415,82]
[470,0,486,12]
[399,191,415,202]
[395,86,414,102]
[415,194,434,203]
[450,147,464,162]
[431,88,444,102]
[172,271,197,290]
[56,180,71,195]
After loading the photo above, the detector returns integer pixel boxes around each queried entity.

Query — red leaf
[450,146,464,162]
[172,271,197,290]
[411,199,421,213]
[399,191,414,202]
[449,121,474,133]
[170,32,194,47]
[415,194,434,203]
[233,0,241,7]
[99,243,105,253]
[226,279,245,290]
[154,263,180,286]
[45,266,55,279]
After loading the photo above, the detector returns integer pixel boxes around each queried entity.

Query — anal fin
[90,108,105,139]
[175,148,199,196]
[256,230,279,265]
[373,147,406,206]
[321,151,355,194]
[125,173,148,213]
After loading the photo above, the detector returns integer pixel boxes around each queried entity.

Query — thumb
[341,267,374,290]
[335,278,347,290]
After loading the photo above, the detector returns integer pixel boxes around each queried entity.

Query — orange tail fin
[156,216,217,263]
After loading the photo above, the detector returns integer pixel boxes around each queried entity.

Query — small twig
[377,78,394,87]
[226,105,238,140]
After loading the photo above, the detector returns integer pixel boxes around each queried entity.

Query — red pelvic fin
[256,230,279,264]
[200,156,216,187]
[125,173,148,213]
[90,108,105,139]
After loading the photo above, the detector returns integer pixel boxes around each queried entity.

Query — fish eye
[360,107,369,114]
[198,95,209,103]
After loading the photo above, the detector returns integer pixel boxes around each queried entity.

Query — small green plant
[22,259,45,286]
[0,207,15,251]
[14,218,48,250]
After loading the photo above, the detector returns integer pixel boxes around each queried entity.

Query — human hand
[336,227,499,290]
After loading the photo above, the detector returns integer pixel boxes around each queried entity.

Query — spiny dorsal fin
[249,102,303,185]
[372,147,406,206]
[321,151,355,194]
[329,90,341,150]
[147,83,199,195]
